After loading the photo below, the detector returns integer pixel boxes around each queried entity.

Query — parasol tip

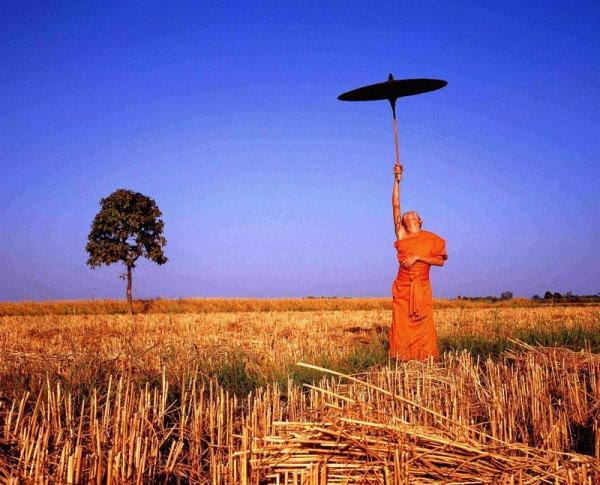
[388,73,394,82]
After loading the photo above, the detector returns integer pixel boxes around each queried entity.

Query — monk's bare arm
[392,164,403,239]
[400,254,446,269]
[418,255,446,267]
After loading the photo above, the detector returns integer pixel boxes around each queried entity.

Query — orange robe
[389,230,448,360]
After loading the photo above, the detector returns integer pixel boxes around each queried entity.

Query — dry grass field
[0,299,599,483]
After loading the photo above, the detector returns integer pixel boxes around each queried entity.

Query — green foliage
[209,354,265,398]
[86,189,167,269]
[440,324,600,357]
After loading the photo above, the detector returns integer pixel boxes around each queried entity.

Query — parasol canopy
[338,74,447,116]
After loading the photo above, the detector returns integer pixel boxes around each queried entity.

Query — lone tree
[86,189,167,313]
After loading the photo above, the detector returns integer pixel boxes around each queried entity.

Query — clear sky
[2,1,599,301]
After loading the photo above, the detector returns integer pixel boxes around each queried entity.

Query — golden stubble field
[0,301,599,483]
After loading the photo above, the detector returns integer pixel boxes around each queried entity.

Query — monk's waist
[396,269,430,282]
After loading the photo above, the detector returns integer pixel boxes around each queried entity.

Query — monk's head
[402,211,422,234]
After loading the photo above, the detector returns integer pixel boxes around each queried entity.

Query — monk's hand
[401,254,419,269]
[394,163,403,181]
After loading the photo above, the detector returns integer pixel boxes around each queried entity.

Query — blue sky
[1,1,599,300]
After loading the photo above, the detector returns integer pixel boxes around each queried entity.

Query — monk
[390,163,447,360]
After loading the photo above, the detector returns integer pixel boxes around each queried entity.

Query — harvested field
[0,302,599,483]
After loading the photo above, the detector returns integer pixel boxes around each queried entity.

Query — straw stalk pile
[1,344,598,483]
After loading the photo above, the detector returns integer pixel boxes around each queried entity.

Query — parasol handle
[390,98,401,175]
[390,97,403,239]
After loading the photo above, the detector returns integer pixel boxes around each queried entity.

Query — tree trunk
[126,265,133,314]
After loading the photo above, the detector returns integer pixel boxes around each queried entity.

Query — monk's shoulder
[420,230,445,245]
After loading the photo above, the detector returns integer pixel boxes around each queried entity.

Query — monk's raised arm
[392,163,403,239]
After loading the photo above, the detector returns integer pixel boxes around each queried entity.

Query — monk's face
[402,212,422,234]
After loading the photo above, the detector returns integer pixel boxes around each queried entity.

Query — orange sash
[396,269,429,324]
[408,273,425,323]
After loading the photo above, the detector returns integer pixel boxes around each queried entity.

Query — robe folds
[389,230,448,361]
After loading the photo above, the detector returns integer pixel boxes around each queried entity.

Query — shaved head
[402,211,422,234]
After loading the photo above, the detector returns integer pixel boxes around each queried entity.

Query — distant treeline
[457,291,600,304]
[1,294,598,316]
